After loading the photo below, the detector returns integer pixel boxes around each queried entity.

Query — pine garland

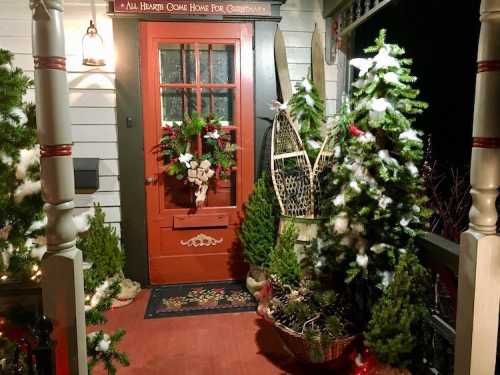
[239,173,279,268]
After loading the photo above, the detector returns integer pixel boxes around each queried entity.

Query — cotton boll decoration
[28,216,48,233]
[405,162,419,177]
[14,180,41,203]
[350,57,373,77]
[303,94,315,108]
[73,207,96,233]
[301,78,312,93]
[356,254,369,269]
[333,212,349,234]
[333,194,346,207]
[15,146,40,180]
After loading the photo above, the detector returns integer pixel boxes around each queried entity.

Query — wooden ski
[311,23,326,100]
[274,26,293,103]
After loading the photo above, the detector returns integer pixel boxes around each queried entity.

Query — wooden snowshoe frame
[270,110,338,219]
[312,134,337,216]
[270,110,314,218]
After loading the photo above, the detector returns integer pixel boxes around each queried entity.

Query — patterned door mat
[145,281,257,319]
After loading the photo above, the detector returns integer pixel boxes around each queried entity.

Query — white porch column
[30,1,88,374]
[454,1,500,374]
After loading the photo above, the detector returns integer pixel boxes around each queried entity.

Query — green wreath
[159,113,237,206]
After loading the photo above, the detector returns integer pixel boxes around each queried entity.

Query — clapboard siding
[75,192,121,208]
[24,89,116,108]
[0,0,339,228]
[74,143,119,159]
[280,11,326,33]
[99,176,120,192]
[73,125,117,142]
[282,0,323,11]
[280,0,339,116]
[70,108,117,125]
[99,160,119,177]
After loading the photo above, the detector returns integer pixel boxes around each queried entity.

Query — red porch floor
[92,289,319,375]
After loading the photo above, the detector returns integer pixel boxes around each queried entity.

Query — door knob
[145,176,158,185]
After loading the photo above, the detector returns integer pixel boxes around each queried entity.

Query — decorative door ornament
[180,234,224,247]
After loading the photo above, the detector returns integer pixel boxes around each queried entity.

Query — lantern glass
[82,20,105,66]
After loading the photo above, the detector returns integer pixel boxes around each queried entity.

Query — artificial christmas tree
[314,30,432,367]
[289,76,325,162]
[0,49,44,283]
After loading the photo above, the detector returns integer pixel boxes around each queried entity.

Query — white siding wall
[281,0,338,117]
[0,0,120,235]
[0,0,338,236]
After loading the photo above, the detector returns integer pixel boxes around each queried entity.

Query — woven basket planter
[264,308,357,364]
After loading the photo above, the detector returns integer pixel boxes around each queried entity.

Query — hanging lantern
[82,20,105,66]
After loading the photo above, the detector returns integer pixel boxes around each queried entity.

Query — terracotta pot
[245,265,268,296]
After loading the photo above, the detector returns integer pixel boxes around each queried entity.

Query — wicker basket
[266,308,357,364]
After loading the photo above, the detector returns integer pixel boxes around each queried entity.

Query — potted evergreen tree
[239,173,279,295]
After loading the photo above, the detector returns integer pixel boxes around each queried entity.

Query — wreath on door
[160,113,237,207]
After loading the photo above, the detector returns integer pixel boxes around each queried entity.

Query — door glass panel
[199,44,234,84]
[199,44,210,84]
[212,45,234,84]
[159,44,195,84]
[201,88,234,125]
[161,88,195,126]
[159,42,237,209]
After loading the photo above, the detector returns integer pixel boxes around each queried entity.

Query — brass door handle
[145,176,158,185]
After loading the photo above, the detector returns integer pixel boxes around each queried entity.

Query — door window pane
[201,89,234,125]
[159,44,195,84]
[199,44,210,84]
[212,45,234,84]
[161,88,195,126]
[199,44,234,84]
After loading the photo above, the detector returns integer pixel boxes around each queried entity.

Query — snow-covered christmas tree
[317,29,431,306]
[0,49,45,282]
[289,75,325,161]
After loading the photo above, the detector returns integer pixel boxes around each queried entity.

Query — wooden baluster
[365,0,371,14]
[30,0,88,373]
[454,1,500,374]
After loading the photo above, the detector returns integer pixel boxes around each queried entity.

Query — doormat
[145,281,257,319]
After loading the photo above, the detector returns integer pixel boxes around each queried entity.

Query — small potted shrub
[239,173,279,295]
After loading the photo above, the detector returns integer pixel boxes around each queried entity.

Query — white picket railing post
[30,1,88,373]
[454,1,500,374]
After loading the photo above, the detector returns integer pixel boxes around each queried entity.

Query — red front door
[140,22,254,284]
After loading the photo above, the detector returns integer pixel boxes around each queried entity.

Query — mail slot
[74,158,99,194]
[173,214,229,229]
